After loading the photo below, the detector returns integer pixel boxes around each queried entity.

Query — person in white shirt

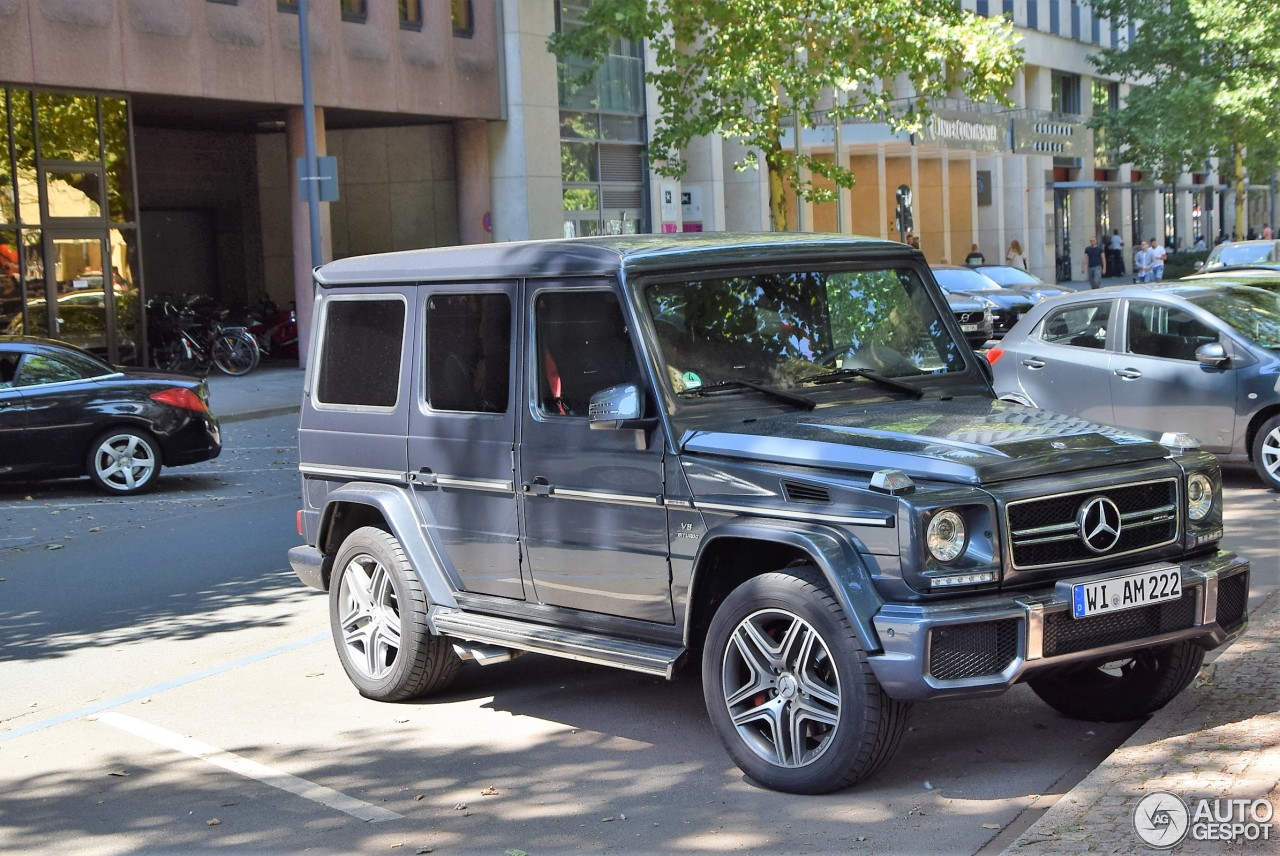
[1150,239,1167,280]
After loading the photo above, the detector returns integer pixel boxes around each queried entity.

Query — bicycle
[148,297,261,376]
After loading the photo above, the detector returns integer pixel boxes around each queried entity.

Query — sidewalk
[203,360,304,423]
[1001,590,1280,853]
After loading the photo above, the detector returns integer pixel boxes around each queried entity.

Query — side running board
[431,609,685,679]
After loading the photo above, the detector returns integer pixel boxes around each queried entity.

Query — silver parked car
[1199,239,1280,272]
[988,282,1280,490]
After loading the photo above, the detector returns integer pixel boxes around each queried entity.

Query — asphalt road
[0,414,1275,855]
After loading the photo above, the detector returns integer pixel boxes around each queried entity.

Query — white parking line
[97,712,402,823]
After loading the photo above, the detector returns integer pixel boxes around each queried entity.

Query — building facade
[647,0,1263,284]
[0,0,1272,365]
[0,0,502,364]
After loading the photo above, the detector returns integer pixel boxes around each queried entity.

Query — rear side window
[1039,301,1111,349]
[426,293,511,413]
[315,297,406,407]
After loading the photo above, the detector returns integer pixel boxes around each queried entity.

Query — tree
[1087,0,1280,235]
[550,0,1023,231]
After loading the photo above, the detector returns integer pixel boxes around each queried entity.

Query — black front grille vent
[782,481,832,504]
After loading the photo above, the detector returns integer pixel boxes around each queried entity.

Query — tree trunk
[1234,141,1246,238]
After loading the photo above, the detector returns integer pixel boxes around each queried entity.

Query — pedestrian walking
[1150,238,1167,281]
[1108,229,1125,278]
[1135,240,1153,283]
[965,243,985,265]
[1006,239,1027,271]
[1082,236,1107,288]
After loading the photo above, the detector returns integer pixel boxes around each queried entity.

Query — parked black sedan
[931,265,1035,339]
[0,336,221,495]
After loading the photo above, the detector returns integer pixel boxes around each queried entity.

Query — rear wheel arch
[314,484,459,609]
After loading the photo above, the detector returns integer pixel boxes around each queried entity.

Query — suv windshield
[643,266,965,397]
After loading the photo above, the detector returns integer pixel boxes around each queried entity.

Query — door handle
[1021,357,1046,369]
[1114,368,1143,380]
[523,477,553,497]
[410,467,436,485]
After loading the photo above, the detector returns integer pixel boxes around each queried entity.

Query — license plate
[1071,568,1182,618]
[961,323,980,332]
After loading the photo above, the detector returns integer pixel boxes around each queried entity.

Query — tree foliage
[1087,0,1280,231]
[550,0,1022,231]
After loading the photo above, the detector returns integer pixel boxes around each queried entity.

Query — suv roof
[313,232,913,286]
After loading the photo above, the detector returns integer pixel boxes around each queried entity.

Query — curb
[1001,587,1280,853]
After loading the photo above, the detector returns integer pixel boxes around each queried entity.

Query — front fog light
[1187,473,1214,520]
[926,509,967,562]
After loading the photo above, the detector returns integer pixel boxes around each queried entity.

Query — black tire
[1028,640,1204,722]
[702,566,911,794]
[212,330,259,376]
[152,338,188,372]
[1251,414,1280,491]
[329,527,460,701]
[85,427,162,495]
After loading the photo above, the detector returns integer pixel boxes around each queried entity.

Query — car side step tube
[432,609,685,679]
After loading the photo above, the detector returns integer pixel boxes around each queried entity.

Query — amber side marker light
[985,347,1004,365]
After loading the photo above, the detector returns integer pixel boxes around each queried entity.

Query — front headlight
[926,509,967,562]
[1187,472,1214,521]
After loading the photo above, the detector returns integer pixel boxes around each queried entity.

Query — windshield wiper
[677,379,816,410]
[802,367,924,399]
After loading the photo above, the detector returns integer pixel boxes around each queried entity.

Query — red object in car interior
[985,347,1003,365]
[149,387,208,412]
[296,509,304,536]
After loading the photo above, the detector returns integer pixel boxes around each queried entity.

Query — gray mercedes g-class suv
[289,233,1249,794]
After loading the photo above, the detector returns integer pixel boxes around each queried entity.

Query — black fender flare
[318,482,460,611]
[686,517,886,654]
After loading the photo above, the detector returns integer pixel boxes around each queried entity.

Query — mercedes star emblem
[1078,496,1123,553]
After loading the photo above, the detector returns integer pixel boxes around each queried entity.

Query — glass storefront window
[36,92,101,162]
[0,93,12,226]
[10,91,39,226]
[45,171,103,218]
[561,142,597,183]
[103,98,134,224]
[0,229,18,331]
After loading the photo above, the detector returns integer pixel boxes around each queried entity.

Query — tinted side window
[1039,301,1111,349]
[1127,302,1218,360]
[535,291,638,417]
[316,297,406,407]
[15,353,95,386]
[426,293,511,413]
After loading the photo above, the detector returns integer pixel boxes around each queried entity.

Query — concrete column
[456,119,493,244]
[286,105,330,366]
[489,0,562,242]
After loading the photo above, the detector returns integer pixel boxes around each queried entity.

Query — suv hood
[679,397,1170,484]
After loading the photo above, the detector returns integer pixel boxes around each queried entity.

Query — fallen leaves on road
[45,544,63,550]
[207,818,221,826]
[107,770,129,777]
[982,823,1001,830]
[480,786,498,796]
[453,804,467,811]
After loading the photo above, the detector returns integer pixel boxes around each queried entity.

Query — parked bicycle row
[145,294,297,377]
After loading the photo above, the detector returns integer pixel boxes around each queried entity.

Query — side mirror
[1195,342,1229,368]
[588,383,657,431]
[1193,261,1204,271]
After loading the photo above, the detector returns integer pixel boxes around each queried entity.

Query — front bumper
[868,551,1249,702]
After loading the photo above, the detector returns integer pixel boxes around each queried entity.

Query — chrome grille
[1006,479,1179,570]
